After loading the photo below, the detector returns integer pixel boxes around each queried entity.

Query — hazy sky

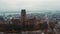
[0,0,60,12]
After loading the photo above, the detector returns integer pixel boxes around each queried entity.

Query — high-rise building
[21,9,26,23]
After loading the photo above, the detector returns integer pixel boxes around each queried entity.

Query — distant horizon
[0,10,59,15]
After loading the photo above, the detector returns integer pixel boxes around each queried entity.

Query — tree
[39,22,48,30]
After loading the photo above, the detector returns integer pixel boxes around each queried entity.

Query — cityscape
[0,0,60,34]
[0,9,59,34]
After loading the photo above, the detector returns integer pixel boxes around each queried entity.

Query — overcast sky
[0,0,60,12]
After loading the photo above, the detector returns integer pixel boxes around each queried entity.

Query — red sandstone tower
[21,9,26,23]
